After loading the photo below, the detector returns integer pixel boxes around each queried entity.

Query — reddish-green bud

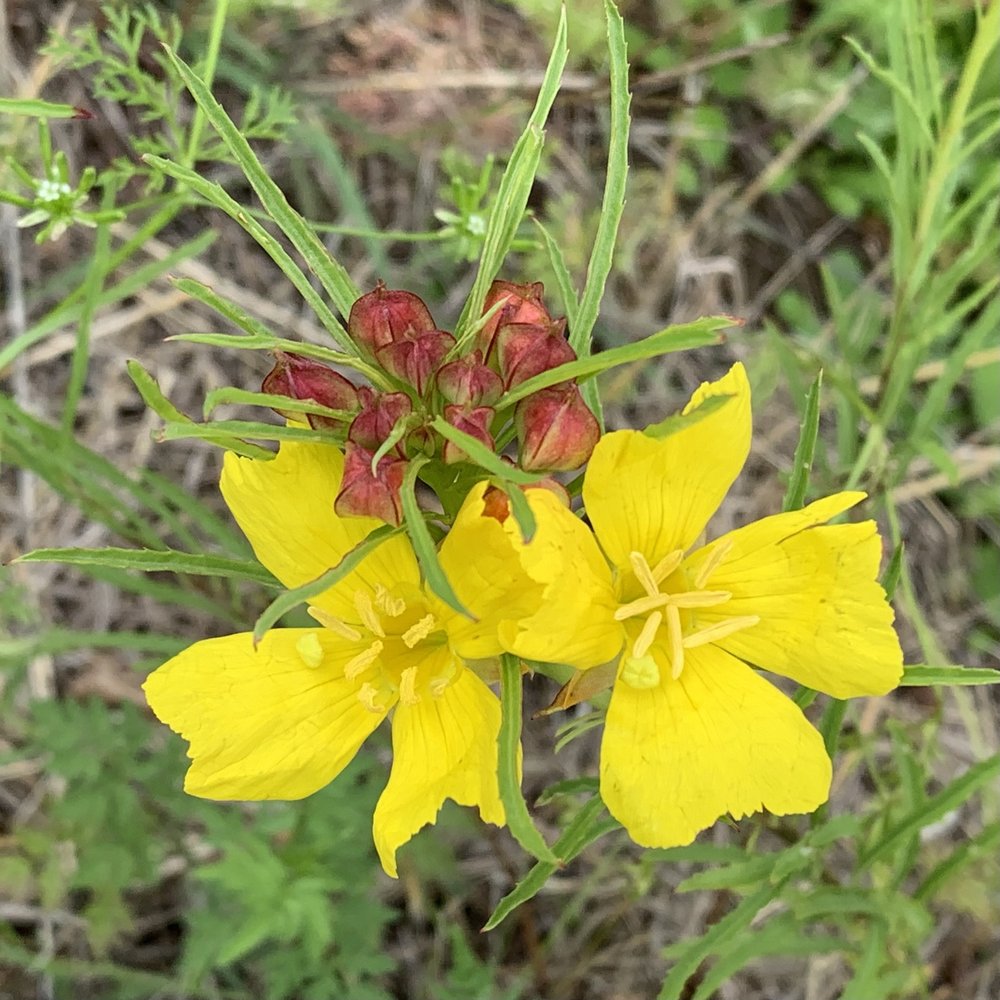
[478,280,551,361]
[262,351,359,428]
[348,282,436,354]
[375,328,455,396]
[441,404,495,464]
[348,389,412,455]
[436,350,503,406]
[497,320,575,389]
[515,384,599,472]
[334,443,406,525]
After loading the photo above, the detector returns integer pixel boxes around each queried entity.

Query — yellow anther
[632,610,663,660]
[620,652,661,690]
[614,592,671,621]
[683,616,761,648]
[629,551,659,597]
[666,604,685,679]
[651,549,685,585]
[344,640,383,680]
[375,584,406,617]
[295,631,324,669]
[665,590,732,609]
[693,540,734,590]
[308,607,361,642]
[358,682,386,714]
[402,613,437,649]
[354,591,385,637]
[399,666,421,705]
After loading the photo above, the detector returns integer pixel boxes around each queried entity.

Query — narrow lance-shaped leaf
[783,369,823,512]
[899,664,1000,686]
[156,419,344,449]
[202,387,354,424]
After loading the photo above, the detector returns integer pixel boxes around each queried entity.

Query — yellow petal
[583,363,752,569]
[221,442,419,619]
[498,488,623,670]
[689,495,903,697]
[601,644,831,847]
[143,629,386,799]
[372,669,504,877]
[433,483,546,659]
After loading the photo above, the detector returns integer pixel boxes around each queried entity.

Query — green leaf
[428,417,542,486]
[503,482,537,544]
[162,48,361,328]
[202,387,354,424]
[14,547,279,588]
[0,97,85,118]
[532,218,579,330]
[782,369,823,512]
[643,392,731,440]
[252,525,402,643]
[497,654,558,865]
[899,664,1000,686]
[400,457,471,618]
[156,419,342,449]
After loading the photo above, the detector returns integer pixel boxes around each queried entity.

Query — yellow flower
[143,440,541,877]
[501,363,903,848]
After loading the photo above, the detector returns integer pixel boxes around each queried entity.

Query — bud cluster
[262,279,599,523]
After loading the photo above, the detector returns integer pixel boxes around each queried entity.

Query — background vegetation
[1,0,998,997]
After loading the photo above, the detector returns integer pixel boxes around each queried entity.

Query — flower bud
[334,443,406,525]
[515,384,600,472]
[375,329,455,396]
[497,319,575,389]
[436,350,503,406]
[441,404,495,464]
[478,280,551,361]
[348,390,412,455]
[348,282,436,354]
[262,351,359,428]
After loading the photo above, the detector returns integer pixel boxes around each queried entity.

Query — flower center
[302,583,458,713]
[613,543,758,689]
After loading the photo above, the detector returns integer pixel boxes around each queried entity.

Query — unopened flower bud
[348,282,436,354]
[348,390,412,455]
[497,319,575,389]
[334,443,406,525]
[441,404,495,464]
[436,350,503,406]
[262,351,359,428]
[515,384,600,472]
[478,280,551,361]
[375,329,455,396]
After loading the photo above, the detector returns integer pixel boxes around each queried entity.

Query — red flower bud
[348,390,413,455]
[478,280,551,361]
[375,329,455,396]
[262,351,359,428]
[515,384,599,472]
[436,350,503,406]
[441,404,495,464]
[334,443,406,525]
[497,320,575,389]
[348,282,436,354]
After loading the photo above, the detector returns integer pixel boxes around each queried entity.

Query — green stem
[184,0,230,166]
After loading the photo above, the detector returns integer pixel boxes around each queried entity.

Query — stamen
[295,631,324,669]
[665,590,732,609]
[620,652,660,690]
[693,539,734,589]
[651,549,686,585]
[399,666,420,705]
[402,613,437,649]
[632,610,663,659]
[629,551,659,598]
[308,607,361,642]
[683,616,761,648]
[666,604,685,679]
[354,591,385,637]
[614,592,671,621]
[358,682,386,714]
[375,583,406,617]
[344,640,383,679]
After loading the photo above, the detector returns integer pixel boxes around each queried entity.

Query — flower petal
[434,483,546,659]
[221,441,419,618]
[498,488,623,670]
[143,629,386,800]
[689,494,903,697]
[372,669,503,877]
[583,363,751,569]
[601,643,831,847]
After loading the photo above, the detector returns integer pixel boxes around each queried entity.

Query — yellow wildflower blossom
[501,363,903,848]
[143,440,541,877]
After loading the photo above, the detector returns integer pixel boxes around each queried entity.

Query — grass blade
[899,664,1000,686]
[782,369,823,512]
